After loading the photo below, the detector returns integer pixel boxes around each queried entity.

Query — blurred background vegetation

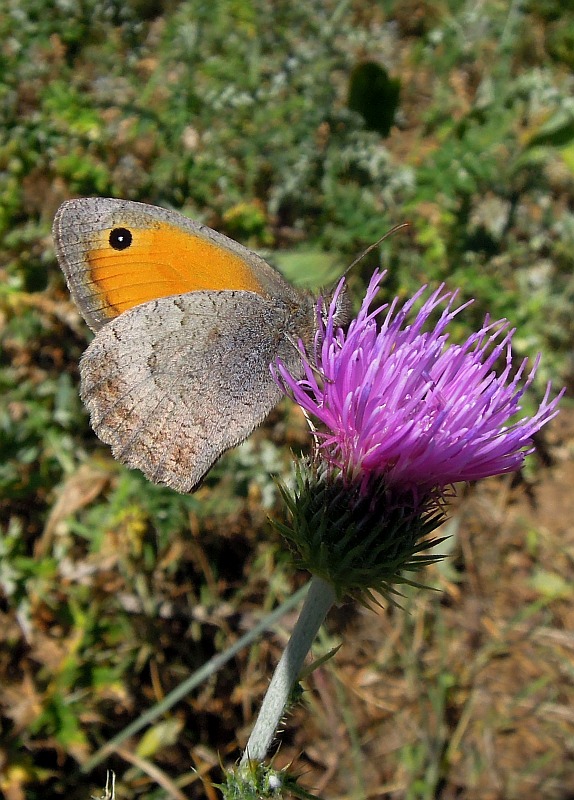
[0,1,573,798]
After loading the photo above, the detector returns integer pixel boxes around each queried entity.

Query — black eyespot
[109,227,133,250]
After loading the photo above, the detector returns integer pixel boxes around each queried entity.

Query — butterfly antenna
[334,222,410,289]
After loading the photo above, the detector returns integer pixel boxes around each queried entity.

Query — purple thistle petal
[275,270,564,495]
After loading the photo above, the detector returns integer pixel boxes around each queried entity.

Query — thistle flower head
[279,270,561,496]
[273,270,563,600]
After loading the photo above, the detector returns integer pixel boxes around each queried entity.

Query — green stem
[241,575,336,764]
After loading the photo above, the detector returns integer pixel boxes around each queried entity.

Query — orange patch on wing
[88,221,263,318]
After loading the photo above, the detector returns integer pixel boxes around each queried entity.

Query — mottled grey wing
[79,290,310,493]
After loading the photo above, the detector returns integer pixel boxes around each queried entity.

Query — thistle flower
[235,271,564,774]
[274,270,563,599]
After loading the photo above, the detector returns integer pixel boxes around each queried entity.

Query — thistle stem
[241,575,336,764]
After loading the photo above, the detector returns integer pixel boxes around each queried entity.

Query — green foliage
[0,0,572,798]
[348,61,401,137]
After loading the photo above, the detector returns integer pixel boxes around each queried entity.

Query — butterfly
[53,198,349,492]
